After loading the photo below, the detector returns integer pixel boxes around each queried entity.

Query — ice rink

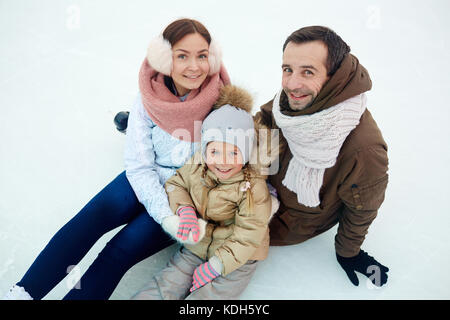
[1,0,449,299]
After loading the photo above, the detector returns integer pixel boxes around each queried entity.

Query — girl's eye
[177,54,186,59]
[199,54,208,59]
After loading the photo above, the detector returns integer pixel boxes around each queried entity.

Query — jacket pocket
[349,175,388,211]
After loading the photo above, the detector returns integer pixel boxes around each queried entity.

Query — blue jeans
[17,171,174,300]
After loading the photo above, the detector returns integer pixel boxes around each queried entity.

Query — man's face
[282,40,330,111]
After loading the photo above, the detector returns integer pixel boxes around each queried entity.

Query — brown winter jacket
[164,151,272,276]
[254,54,389,257]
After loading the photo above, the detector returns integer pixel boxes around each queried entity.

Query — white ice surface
[1,0,449,300]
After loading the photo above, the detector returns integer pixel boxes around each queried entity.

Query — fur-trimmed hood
[212,84,253,112]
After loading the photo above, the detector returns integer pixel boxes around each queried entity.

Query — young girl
[4,18,230,300]
[132,85,279,300]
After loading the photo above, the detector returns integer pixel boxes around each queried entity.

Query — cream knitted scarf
[272,90,367,207]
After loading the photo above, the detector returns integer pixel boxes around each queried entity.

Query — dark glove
[114,111,129,133]
[336,249,389,287]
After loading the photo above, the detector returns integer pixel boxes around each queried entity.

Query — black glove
[114,111,129,134]
[336,249,389,287]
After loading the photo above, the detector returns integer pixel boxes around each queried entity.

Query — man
[254,25,389,287]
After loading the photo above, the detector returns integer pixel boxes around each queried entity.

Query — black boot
[114,111,129,133]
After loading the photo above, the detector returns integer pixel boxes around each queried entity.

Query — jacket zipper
[204,184,217,258]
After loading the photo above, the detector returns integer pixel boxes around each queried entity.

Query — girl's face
[205,141,244,180]
[171,33,210,96]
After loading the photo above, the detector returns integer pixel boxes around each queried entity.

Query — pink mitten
[177,206,200,242]
[190,261,220,292]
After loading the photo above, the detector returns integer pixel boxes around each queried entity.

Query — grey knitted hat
[201,85,254,164]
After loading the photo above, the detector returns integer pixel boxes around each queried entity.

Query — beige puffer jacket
[164,151,272,276]
[162,85,279,276]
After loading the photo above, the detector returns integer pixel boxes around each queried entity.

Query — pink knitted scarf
[138,59,231,142]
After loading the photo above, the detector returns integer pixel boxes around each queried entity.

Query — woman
[4,18,230,300]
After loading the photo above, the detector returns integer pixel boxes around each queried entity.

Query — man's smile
[289,92,309,101]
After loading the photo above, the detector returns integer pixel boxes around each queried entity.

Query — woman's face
[171,33,210,96]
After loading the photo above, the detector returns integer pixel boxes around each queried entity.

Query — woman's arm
[124,93,173,224]
[162,159,207,244]
[164,161,197,213]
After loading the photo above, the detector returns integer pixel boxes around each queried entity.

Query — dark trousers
[17,171,174,300]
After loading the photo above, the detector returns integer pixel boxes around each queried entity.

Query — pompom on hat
[146,34,222,76]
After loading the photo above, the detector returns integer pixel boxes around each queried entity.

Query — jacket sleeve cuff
[208,255,223,275]
[176,205,195,216]
[148,198,174,225]
[161,215,208,245]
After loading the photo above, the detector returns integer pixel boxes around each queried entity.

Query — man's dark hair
[283,26,351,76]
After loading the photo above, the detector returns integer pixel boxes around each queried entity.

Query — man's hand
[336,249,389,287]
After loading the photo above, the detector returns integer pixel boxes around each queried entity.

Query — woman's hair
[163,18,211,46]
[282,25,350,77]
